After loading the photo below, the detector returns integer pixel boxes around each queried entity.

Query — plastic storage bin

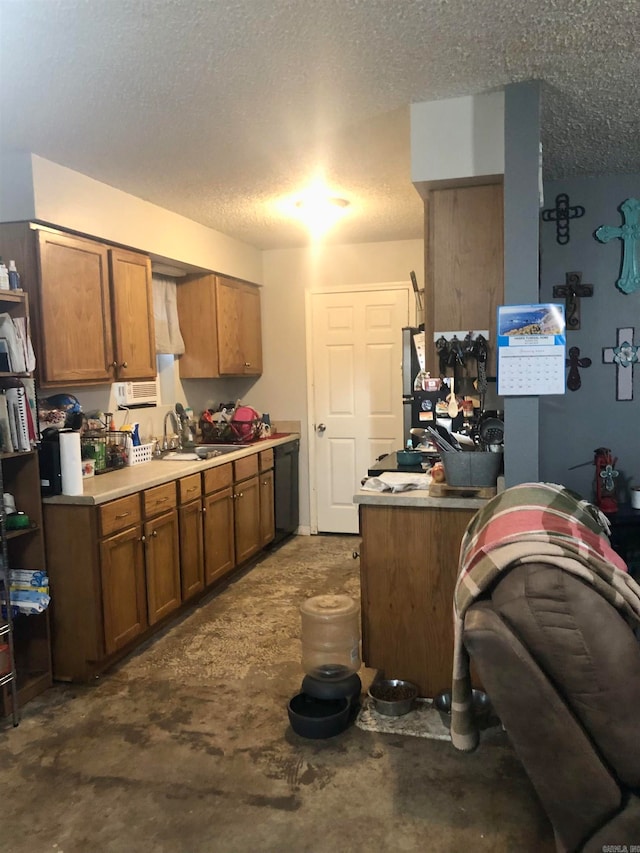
[300,594,361,681]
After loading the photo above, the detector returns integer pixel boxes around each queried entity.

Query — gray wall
[503,82,541,486]
[539,173,640,500]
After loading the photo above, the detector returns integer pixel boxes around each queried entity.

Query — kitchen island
[354,488,486,698]
[43,434,299,681]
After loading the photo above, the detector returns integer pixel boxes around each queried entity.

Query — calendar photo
[497,303,566,396]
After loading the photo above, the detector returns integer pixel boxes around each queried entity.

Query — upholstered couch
[463,562,640,852]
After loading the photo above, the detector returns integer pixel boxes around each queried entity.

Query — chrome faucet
[162,410,180,451]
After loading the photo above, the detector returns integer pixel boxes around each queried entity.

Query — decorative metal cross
[552,271,593,330]
[565,346,592,391]
[595,198,640,294]
[542,193,585,245]
[602,327,638,400]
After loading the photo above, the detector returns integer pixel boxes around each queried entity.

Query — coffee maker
[38,428,63,495]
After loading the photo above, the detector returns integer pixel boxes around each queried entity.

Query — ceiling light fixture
[289,183,351,238]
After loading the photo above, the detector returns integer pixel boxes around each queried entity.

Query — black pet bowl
[287,693,351,739]
[301,672,361,704]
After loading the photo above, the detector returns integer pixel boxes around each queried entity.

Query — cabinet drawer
[259,448,274,472]
[203,462,233,494]
[234,453,258,482]
[99,494,141,537]
[143,481,177,517]
[178,473,202,504]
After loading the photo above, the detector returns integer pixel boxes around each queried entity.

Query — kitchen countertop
[44,434,300,506]
[353,488,488,510]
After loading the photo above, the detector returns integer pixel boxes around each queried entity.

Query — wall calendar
[497,304,566,396]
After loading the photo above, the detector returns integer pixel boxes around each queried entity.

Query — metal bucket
[441,450,502,487]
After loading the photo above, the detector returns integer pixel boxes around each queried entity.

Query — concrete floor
[1,534,554,853]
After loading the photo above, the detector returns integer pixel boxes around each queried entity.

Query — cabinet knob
[121,361,128,369]
[201,506,206,514]
[140,535,146,543]
[111,361,118,369]
[244,362,251,367]
[352,551,359,559]
[151,529,158,537]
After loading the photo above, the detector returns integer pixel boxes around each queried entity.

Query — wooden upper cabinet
[425,182,504,376]
[109,248,155,381]
[33,229,155,386]
[238,281,262,376]
[177,273,262,378]
[216,277,262,375]
[36,230,114,384]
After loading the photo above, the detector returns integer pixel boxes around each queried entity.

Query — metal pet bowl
[433,689,493,729]
[368,679,418,716]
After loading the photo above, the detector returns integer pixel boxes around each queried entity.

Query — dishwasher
[272,439,299,545]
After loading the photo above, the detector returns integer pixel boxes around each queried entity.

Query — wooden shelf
[6,524,40,541]
[0,291,27,304]
[0,450,36,461]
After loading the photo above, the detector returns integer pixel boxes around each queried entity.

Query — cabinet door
[176,273,219,378]
[203,486,235,584]
[259,468,275,547]
[234,475,261,564]
[240,284,262,375]
[36,230,114,384]
[109,248,156,380]
[216,277,244,375]
[427,183,504,376]
[144,509,181,625]
[360,504,475,698]
[179,499,205,601]
[100,525,147,655]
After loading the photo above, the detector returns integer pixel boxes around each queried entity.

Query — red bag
[231,406,261,442]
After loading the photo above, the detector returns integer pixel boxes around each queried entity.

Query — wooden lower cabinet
[203,486,235,584]
[179,499,205,600]
[144,509,181,625]
[100,525,147,655]
[43,449,278,682]
[234,475,261,563]
[359,503,477,698]
[259,468,275,547]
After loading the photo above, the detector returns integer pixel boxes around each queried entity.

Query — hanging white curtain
[152,274,185,355]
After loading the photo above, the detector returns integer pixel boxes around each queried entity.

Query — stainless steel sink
[158,445,240,461]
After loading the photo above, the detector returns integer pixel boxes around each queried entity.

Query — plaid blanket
[450,482,640,752]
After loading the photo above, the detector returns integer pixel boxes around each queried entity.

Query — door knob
[316,423,326,433]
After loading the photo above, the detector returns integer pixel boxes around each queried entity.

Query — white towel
[361,472,432,493]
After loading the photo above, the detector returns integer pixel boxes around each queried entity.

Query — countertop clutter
[43,434,299,506]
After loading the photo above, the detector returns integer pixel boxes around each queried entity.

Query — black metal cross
[565,346,592,391]
[542,193,585,245]
[552,271,594,330]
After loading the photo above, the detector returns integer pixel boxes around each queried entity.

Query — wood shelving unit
[0,291,52,718]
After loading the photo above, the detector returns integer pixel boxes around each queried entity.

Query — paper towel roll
[60,431,83,496]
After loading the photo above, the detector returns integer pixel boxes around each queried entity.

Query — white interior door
[311,288,409,533]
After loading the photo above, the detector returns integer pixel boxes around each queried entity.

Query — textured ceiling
[1,0,639,250]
